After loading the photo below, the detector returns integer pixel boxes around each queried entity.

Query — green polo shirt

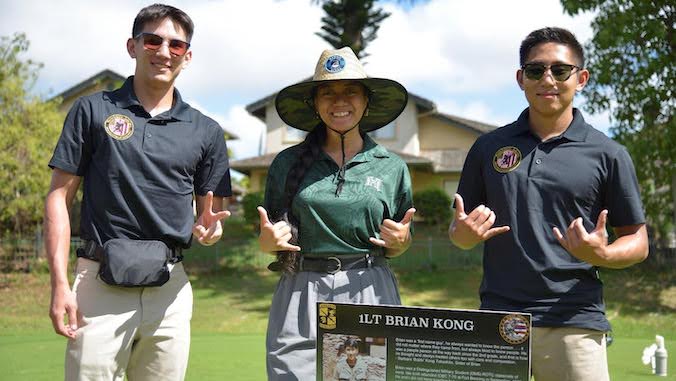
[264,135,413,256]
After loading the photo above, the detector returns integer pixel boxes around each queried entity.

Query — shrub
[241,191,264,227]
[413,188,452,228]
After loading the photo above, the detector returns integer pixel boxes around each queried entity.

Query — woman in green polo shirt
[258,47,415,380]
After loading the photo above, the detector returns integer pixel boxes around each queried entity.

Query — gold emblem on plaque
[318,303,337,330]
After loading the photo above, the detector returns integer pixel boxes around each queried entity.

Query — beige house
[231,87,497,196]
[53,69,126,112]
[53,68,239,141]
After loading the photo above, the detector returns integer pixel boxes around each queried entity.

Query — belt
[76,240,184,264]
[298,253,387,274]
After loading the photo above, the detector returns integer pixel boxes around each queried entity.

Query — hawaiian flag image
[512,320,528,335]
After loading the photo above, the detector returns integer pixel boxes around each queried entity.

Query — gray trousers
[266,265,401,380]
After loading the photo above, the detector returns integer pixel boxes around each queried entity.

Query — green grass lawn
[1,218,674,379]
[2,334,670,380]
[2,265,673,380]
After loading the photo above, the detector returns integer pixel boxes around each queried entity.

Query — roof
[230,149,433,176]
[245,76,436,122]
[229,152,278,174]
[429,112,498,134]
[51,69,239,140]
[50,69,126,102]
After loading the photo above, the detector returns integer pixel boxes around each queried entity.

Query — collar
[320,133,390,163]
[510,107,589,142]
[103,76,193,122]
[355,133,390,162]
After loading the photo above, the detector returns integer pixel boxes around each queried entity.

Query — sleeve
[194,124,232,197]
[393,160,413,222]
[455,138,487,212]
[48,97,92,175]
[604,146,646,227]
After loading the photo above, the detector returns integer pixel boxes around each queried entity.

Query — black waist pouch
[99,239,171,287]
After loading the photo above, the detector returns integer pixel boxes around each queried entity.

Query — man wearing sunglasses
[45,4,231,380]
[449,27,648,381]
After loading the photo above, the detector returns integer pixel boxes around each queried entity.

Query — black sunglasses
[522,63,580,82]
[134,32,190,56]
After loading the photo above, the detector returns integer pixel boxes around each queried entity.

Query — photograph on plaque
[317,302,531,381]
[321,333,387,381]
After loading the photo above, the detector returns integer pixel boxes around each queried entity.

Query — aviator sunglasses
[134,32,190,56]
[522,63,580,82]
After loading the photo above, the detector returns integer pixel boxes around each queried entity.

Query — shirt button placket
[142,121,151,149]
[529,145,543,177]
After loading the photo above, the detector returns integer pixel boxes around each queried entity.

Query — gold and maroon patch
[104,114,134,140]
[493,146,522,173]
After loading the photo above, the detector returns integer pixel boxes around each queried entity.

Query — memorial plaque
[317,302,531,381]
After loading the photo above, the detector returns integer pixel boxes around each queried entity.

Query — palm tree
[313,0,419,58]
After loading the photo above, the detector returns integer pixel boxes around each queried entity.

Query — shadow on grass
[395,267,483,309]
[188,267,278,315]
[601,261,676,316]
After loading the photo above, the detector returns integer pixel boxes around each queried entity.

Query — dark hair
[272,124,327,273]
[519,27,584,67]
[272,82,370,273]
[343,337,361,349]
[132,4,194,42]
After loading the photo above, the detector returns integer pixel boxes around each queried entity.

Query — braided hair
[271,123,327,273]
[271,82,370,273]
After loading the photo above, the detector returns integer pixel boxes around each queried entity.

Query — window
[368,121,396,140]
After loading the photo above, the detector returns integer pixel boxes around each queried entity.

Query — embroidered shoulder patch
[104,114,134,140]
[492,146,522,173]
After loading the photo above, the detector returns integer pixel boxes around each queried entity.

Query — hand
[553,210,609,266]
[192,191,231,246]
[369,208,416,257]
[257,206,301,253]
[448,193,510,249]
[49,285,78,339]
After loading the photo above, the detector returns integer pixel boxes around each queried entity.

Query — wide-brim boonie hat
[275,47,408,132]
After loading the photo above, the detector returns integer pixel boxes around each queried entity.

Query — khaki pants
[65,258,193,381]
[532,327,609,381]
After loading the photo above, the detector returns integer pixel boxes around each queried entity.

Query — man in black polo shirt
[449,27,648,381]
[44,4,231,380]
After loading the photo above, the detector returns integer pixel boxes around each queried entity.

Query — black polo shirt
[456,108,645,331]
[49,77,231,248]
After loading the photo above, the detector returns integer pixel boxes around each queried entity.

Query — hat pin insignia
[324,55,346,73]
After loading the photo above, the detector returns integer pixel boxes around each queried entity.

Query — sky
[1,0,607,170]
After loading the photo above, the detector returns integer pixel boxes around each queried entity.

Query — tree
[0,33,63,235]
[313,0,420,58]
[560,0,675,240]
